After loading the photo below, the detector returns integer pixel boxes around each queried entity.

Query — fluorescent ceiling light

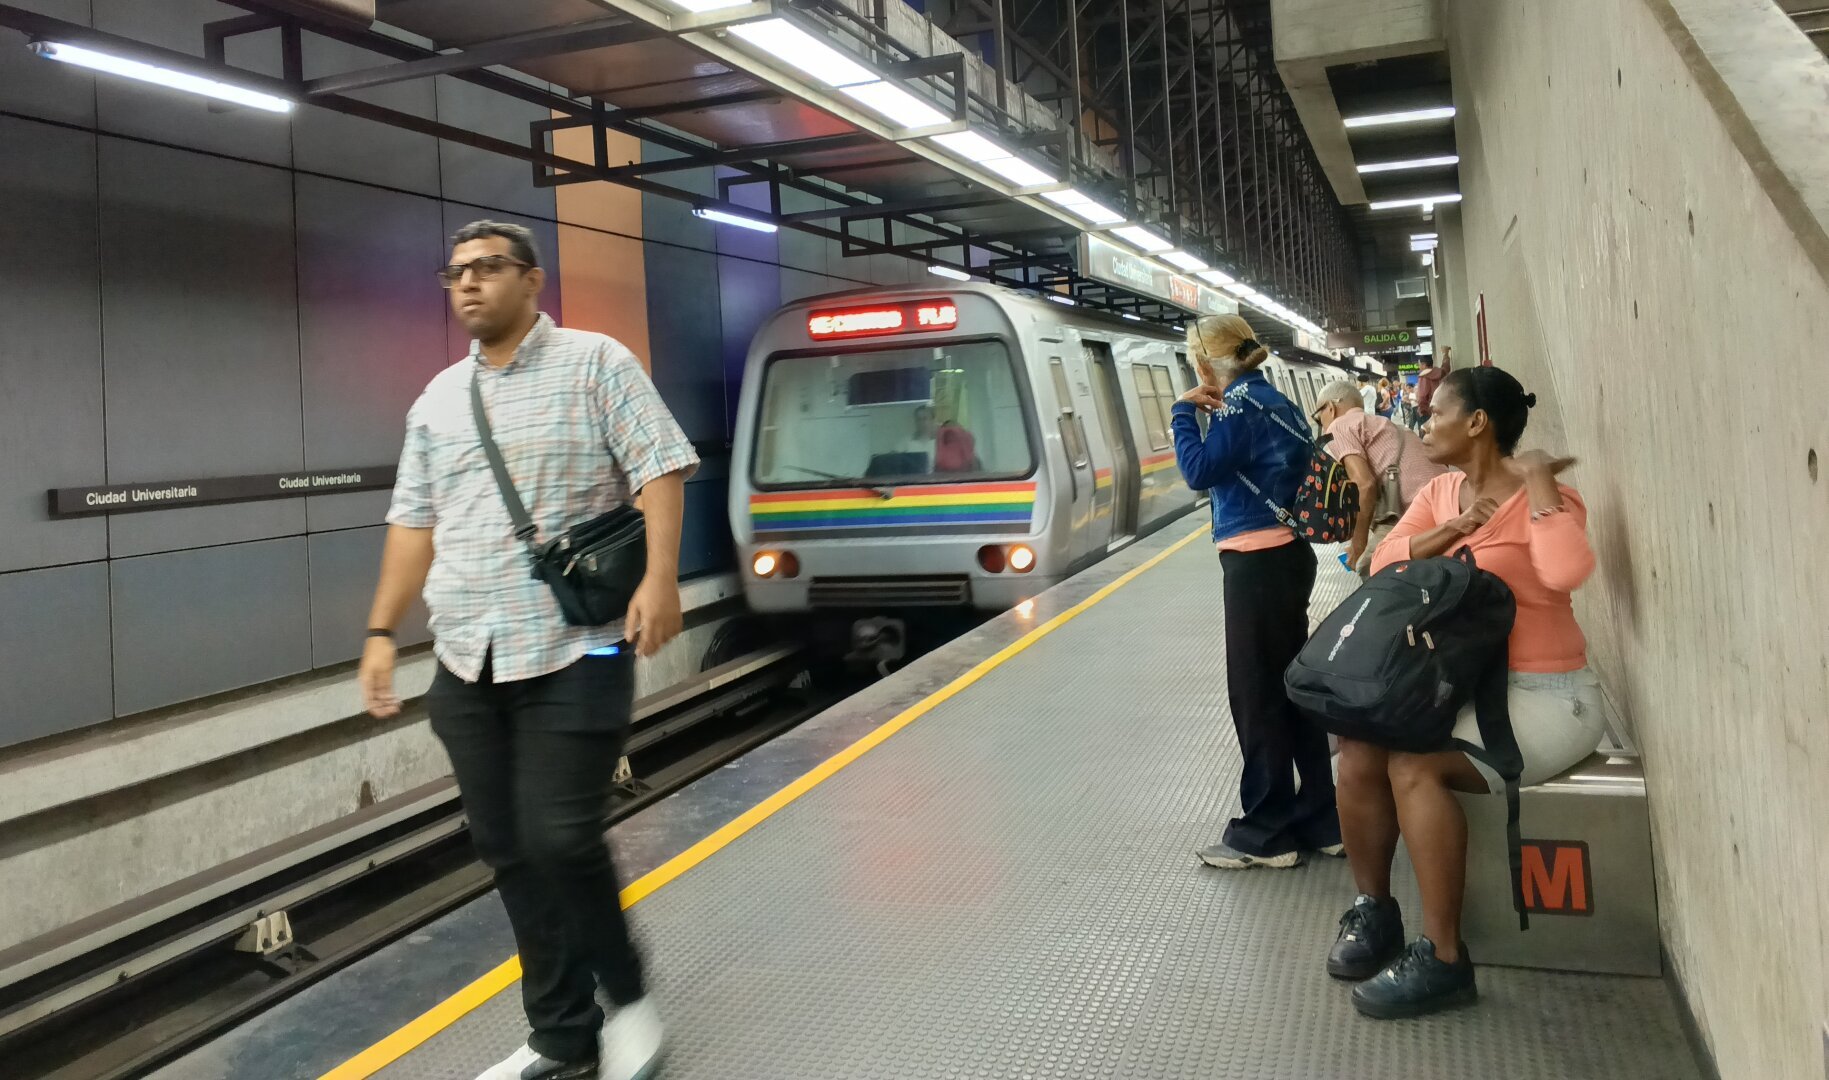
[1418,326,1435,338]
[1411,232,1439,241]
[1110,226,1172,253]
[1357,154,1460,174]
[694,207,778,232]
[840,80,949,128]
[728,19,877,87]
[1411,238,1440,252]
[1041,189,1125,225]
[1121,313,1143,322]
[1045,293,1077,306]
[1343,105,1456,129]
[1223,283,1252,297]
[664,0,753,10]
[1196,269,1235,286]
[930,130,1009,163]
[927,264,972,281]
[1161,251,1209,272]
[30,40,292,113]
[1369,193,1464,211]
[978,155,1057,187]
[1421,252,1436,266]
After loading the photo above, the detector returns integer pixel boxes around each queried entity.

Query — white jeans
[1451,668,1606,793]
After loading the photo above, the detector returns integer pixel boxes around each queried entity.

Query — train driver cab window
[1048,358,1089,467]
[753,340,1034,488]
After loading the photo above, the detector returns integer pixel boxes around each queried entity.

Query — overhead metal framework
[925,0,1363,330]
[0,0,1356,335]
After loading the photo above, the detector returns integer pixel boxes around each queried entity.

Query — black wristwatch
[366,628,395,639]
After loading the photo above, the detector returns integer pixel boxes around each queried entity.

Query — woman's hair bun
[1522,392,1539,409]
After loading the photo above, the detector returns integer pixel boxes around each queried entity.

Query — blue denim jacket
[1169,370,1311,545]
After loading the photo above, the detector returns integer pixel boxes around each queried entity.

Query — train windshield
[753,340,1033,488]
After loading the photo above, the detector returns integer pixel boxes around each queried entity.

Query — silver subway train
[726,283,1345,648]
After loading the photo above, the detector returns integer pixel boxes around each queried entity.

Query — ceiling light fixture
[694,207,779,232]
[1196,269,1235,286]
[1357,154,1460,174]
[29,40,293,113]
[1343,105,1456,129]
[1110,225,1173,253]
[1160,251,1209,272]
[1041,189,1125,225]
[840,80,949,128]
[726,19,877,87]
[926,265,972,281]
[1368,193,1464,211]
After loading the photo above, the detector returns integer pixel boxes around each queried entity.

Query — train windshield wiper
[782,466,895,500]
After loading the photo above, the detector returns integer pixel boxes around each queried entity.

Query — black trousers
[427,653,645,1062]
[1218,541,1341,856]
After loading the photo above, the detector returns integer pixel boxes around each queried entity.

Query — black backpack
[1231,393,1358,544]
[1284,548,1535,929]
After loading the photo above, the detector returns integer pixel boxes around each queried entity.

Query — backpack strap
[1450,641,1530,932]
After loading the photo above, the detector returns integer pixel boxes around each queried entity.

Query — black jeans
[1218,541,1341,856]
[427,652,645,1062]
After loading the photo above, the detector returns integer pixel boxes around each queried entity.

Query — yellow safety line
[319,524,1206,1080]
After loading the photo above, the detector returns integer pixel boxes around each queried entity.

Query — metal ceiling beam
[301,16,661,96]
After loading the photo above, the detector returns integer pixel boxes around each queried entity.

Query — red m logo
[1521,840,1593,915]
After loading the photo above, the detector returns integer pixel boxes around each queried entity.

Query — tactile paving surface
[382,540,1702,1080]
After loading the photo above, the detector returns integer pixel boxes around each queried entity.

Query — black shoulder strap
[469,371,540,552]
[1450,644,1530,931]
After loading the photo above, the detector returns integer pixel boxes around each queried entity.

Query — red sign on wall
[1520,840,1593,915]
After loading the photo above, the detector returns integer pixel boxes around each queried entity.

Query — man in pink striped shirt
[1312,380,1447,576]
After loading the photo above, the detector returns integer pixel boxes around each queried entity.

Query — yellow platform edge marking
[319,525,1205,1080]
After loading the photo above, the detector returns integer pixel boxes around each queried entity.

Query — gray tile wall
[0,9,923,745]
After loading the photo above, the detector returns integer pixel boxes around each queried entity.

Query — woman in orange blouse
[1329,366,1604,1020]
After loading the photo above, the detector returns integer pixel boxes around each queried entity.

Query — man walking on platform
[359,221,698,1080]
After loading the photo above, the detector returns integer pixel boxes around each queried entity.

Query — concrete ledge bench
[1458,750,1660,977]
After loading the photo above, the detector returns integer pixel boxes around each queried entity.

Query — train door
[1083,341,1141,545]
[1047,356,1098,560]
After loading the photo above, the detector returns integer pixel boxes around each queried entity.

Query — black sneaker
[1351,937,1477,1019]
[1326,894,1404,980]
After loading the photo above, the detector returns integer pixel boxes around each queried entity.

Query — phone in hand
[1338,552,1353,571]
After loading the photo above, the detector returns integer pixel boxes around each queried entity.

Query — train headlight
[1008,545,1036,573]
[753,552,798,578]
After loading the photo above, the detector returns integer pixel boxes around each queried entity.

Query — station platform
[162,521,1705,1080]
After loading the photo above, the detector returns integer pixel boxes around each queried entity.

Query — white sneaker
[475,1044,543,1080]
[599,997,664,1080]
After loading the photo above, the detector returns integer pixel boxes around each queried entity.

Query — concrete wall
[1443,0,1829,1075]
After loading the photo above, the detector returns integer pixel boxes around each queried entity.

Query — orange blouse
[1371,473,1596,673]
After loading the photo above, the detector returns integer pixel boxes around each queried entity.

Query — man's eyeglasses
[437,255,530,288]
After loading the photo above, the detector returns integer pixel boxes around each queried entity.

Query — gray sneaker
[1196,841,1302,869]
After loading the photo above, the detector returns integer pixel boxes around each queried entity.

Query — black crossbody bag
[470,373,647,627]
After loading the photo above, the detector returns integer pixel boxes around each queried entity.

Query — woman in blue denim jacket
[1170,313,1340,870]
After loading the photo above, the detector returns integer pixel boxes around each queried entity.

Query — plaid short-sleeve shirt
[387,313,699,683]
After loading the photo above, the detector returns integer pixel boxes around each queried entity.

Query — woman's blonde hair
[1187,313,1269,376]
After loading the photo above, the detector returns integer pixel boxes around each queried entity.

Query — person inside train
[933,415,979,473]
[1330,366,1603,1019]
[1310,380,1446,578]
[1170,314,1342,869]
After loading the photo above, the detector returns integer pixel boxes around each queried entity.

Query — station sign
[1077,234,1237,317]
[49,467,397,518]
[1327,326,1428,350]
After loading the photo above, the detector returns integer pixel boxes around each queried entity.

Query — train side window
[1049,358,1089,467]
[1130,365,1170,450]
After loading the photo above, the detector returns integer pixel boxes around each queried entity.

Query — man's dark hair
[450,220,541,268]
[1419,353,1436,367]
